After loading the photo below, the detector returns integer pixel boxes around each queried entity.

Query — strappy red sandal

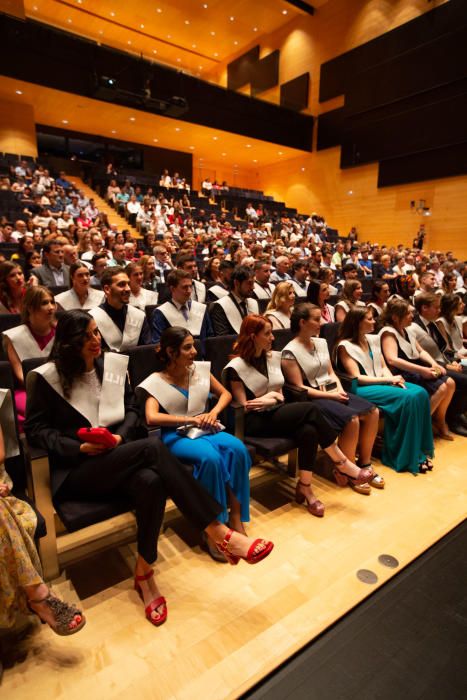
[216,528,274,566]
[134,569,167,627]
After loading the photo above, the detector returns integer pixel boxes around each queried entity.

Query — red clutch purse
[77,427,117,448]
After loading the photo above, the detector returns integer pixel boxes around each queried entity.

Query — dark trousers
[58,438,222,564]
[446,369,467,424]
[245,402,338,471]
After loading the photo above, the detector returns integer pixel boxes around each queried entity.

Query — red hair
[232,314,272,363]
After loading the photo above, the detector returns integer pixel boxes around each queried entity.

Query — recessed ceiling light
[229,16,235,21]
[185,20,190,25]
[67,18,72,23]
[253,159,258,163]
[245,144,252,148]
[278,151,283,155]
[98,29,104,35]
[175,127,181,132]
[62,120,69,124]
[192,43,197,48]
[198,65,203,70]
[234,40,238,45]
[177,58,181,62]
[156,8,162,13]
[127,40,132,45]
[15,90,23,95]
[153,49,157,54]
[189,146,195,150]
[111,130,117,134]
[221,152,227,156]
[129,117,136,121]
[210,31,216,36]
[253,27,258,32]
[32,5,38,10]
[153,138,158,142]
[110,11,115,17]
[282,9,288,15]
[167,34,172,39]
[301,167,306,171]
[140,24,144,29]
[77,0,83,4]
[214,52,219,57]
[203,3,208,8]
[212,136,218,140]
[348,190,353,195]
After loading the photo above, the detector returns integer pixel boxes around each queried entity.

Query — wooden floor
[2,436,466,700]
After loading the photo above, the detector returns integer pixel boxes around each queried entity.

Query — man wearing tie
[210,265,259,336]
[151,269,212,346]
[411,292,467,436]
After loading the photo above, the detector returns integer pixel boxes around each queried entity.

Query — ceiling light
[77,0,83,4]
[98,30,104,35]
[199,65,203,70]
[203,3,208,8]
[278,151,283,155]
[129,117,136,121]
[15,90,23,95]
[189,146,195,150]
[212,136,218,140]
[192,43,197,48]
[253,27,258,32]
[177,58,181,62]
[214,52,219,57]
[282,9,288,14]
[110,11,115,17]
[127,40,132,45]
[210,31,216,36]
[301,167,306,171]
[221,152,226,156]
[185,20,190,25]
[111,130,117,134]
[62,120,69,124]
[348,190,353,195]
[245,144,252,148]
[229,16,235,21]
[234,40,238,45]
[175,127,181,132]
[153,138,158,142]
[153,49,157,54]
[253,159,258,163]
[32,5,38,10]
[67,18,72,23]
[167,34,172,39]
[156,8,162,13]
[140,24,145,29]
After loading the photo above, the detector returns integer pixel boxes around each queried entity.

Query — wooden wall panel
[258,148,467,260]
[0,99,37,157]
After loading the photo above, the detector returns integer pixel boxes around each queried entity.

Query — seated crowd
[1,161,467,643]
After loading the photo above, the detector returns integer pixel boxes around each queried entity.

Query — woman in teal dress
[138,327,252,560]
[336,308,434,474]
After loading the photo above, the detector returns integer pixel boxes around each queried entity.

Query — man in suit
[31,240,70,288]
[411,292,467,436]
[210,265,259,336]
[151,269,212,347]
[290,260,309,298]
[252,260,275,299]
[206,260,234,302]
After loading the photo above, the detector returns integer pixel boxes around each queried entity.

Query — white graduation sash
[0,388,20,458]
[90,305,144,352]
[3,324,55,362]
[290,280,309,297]
[192,279,206,303]
[282,337,331,388]
[208,284,229,300]
[55,287,104,311]
[33,352,128,427]
[215,295,259,333]
[380,325,420,359]
[368,302,384,317]
[137,361,210,416]
[253,282,273,299]
[438,317,464,353]
[157,300,205,336]
[265,310,291,329]
[337,335,385,377]
[129,288,159,310]
[223,351,284,397]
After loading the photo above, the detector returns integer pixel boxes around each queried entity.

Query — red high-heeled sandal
[134,569,167,627]
[295,480,325,517]
[215,528,274,566]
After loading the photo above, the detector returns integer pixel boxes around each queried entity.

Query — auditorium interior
[0,0,466,698]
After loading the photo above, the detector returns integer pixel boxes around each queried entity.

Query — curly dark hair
[49,309,94,398]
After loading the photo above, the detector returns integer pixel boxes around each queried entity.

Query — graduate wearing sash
[89,266,151,352]
[139,327,252,560]
[54,262,104,311]
[281,303,382,492]
[210,266,259,336]
[2,285,56,430]
[379,298,455,440]
[265,281,295,330]
[25,311,273,626]
[336,307,434,474]
[223,314,374,518]
[151,270,212,346]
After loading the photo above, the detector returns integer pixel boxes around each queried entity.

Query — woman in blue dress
[336,307,434,474]
[138,326,252,561]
